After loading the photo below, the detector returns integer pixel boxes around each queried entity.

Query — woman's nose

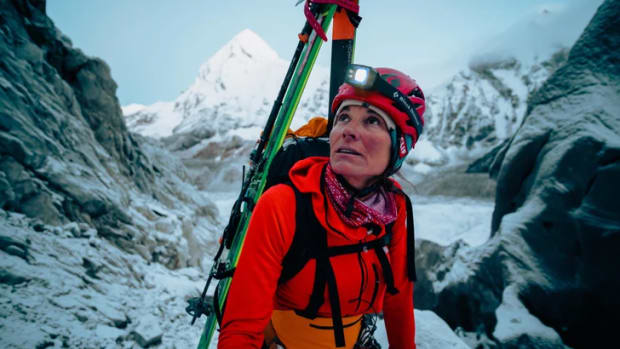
[341,122,360,139]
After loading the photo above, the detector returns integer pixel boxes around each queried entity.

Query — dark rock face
[488,0,620,346]
[415,1,620,348]
[1,0,155,224]
[466,140,507,173]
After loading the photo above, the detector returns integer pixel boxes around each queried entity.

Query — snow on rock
[414,310,470,349]
[0,6,225,348]
[126,101,181,138]
[493,285,566,348]
[409,139,447,167]
[121,103,146,116]
[374,310,469,348]
[413,195,493,247]
[0,210,205,348]
[131,314,164,348]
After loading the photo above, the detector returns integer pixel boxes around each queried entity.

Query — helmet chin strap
[381,128,401,178]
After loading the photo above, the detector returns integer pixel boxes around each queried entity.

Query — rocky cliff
[0,0,218,269]
[415,1,620,348]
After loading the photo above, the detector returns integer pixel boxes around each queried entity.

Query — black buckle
[186,296,213,325]
[213,261,236,280]
[186,260,236,325]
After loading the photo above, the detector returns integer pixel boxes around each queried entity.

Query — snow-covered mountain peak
[228,28,277,60]
[125,29,329,142]
[197,28,280,85]
[175,29,292,136]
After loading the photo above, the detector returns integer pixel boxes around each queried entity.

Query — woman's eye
[336,113,350,123]
[366,116,381,126]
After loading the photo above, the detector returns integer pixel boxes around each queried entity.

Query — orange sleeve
[218,185,296,348]
[382,196,416,349]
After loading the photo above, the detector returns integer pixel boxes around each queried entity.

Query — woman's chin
[330,164,365,186]
[330,161,359,177]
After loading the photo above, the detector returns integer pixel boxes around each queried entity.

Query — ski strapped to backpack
[186,2,360,348]
[328,2,360,131]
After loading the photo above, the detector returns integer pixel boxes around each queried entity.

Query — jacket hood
[288,156,329,195]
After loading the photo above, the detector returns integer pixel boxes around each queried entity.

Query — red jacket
[218,157,415,348]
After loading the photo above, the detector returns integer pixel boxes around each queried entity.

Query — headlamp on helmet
[344,64,423,139]
[345,64,377,89]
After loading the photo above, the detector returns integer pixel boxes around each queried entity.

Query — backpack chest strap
[325,232,391,257]
[284,183,397,347]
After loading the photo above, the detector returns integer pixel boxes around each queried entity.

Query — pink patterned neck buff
[324,163,397,228]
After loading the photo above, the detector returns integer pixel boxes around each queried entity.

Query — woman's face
[329,104,391,189]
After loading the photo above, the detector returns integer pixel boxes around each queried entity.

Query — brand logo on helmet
[399,135,408,157]
[381,73,401,88]
[392,91,422,130]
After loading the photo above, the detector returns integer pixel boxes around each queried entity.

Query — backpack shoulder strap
[278,182,323,285]
[403,193,417,282]
[278,178,347,347]
[386,182,417,282]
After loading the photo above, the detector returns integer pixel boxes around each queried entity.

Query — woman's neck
[337,173,384,199]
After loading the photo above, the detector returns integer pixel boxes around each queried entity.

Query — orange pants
[266,310,362,349]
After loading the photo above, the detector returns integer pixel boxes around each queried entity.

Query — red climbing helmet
[332,65,426,175]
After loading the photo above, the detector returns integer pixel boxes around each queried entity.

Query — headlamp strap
[374,77,423,138]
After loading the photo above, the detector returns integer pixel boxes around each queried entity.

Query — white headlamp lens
[353,69,368,84]
[345,64,376,89]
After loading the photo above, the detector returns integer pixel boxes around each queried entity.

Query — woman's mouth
[336,147,361,156]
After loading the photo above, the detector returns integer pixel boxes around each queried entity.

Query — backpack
[265,117,331,189]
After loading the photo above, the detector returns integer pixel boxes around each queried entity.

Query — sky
[46,0,599,106]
